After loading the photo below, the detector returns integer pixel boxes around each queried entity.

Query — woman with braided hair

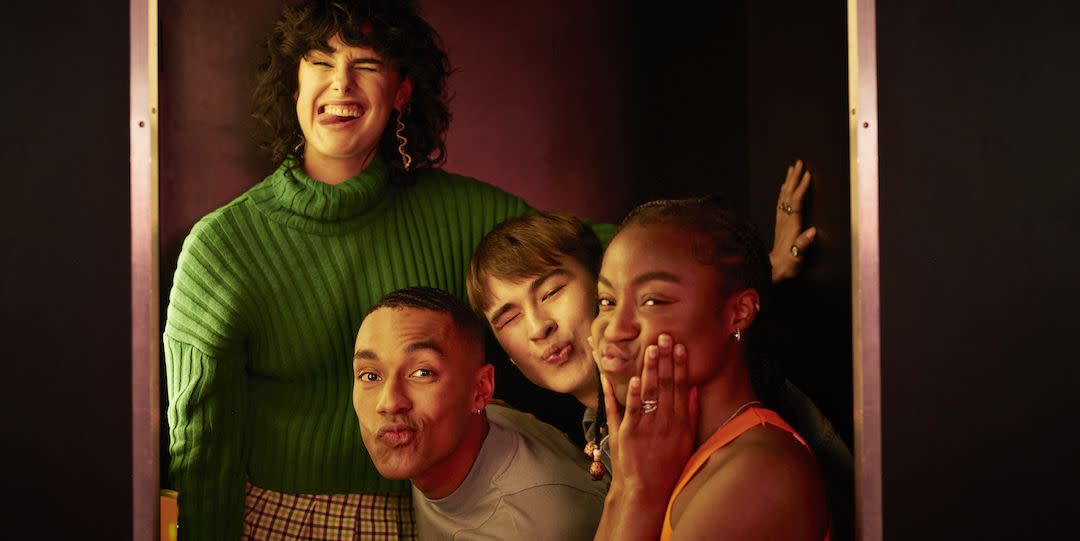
[591,196,830,540]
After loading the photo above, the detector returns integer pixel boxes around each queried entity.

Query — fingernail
[658,334,671,348]
[647,345,658,359]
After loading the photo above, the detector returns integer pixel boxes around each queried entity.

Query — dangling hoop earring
[395,107,412,171]
[293,133,305,154]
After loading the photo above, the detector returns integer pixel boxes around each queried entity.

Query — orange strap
[659,407,828,541]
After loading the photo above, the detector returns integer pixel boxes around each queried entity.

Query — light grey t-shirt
[413,405,609,541]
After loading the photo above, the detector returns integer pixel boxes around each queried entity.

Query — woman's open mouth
[317,103,363,126]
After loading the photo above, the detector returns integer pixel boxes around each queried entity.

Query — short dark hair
[370,286,485,353]
[619,196,780,401]
[252,0,451,180]
[466,212,603,314]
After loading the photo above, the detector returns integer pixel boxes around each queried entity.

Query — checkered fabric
[243,481,416,540]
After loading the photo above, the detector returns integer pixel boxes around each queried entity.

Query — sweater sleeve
[163,214,251,540]
[164,338,247,540]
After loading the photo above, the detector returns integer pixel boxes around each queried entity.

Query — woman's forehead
[601,226,709,283]
[309,34,382,57]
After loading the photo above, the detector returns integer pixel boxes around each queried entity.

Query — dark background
[5,0,1075,539]
[2,1,133,539]
[876,2,1080,539]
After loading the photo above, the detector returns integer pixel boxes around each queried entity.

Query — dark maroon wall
[421,1,633,222]
[159,0,283,264]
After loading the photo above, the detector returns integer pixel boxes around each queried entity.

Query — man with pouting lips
[352,286,607,541]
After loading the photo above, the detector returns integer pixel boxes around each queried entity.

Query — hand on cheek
[602,333,698,493]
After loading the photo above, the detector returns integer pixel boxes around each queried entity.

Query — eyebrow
[487,268,571,325]
[598,271,683,288]
[353,340,444,362]
[530,268,571,293]
[405,340,444,357]
[306,49,385,65]
[348,57,384,66]
[354,349,377,361]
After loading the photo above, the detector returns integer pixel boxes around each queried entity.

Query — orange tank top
[659,407,830,541]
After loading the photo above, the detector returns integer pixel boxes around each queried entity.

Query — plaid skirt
[243,481,416,540]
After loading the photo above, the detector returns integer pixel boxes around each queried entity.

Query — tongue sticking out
[320,103,362,123]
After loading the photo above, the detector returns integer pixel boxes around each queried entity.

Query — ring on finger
[641,400,658,414]
[790,244,801,257]
[779,202,797,215]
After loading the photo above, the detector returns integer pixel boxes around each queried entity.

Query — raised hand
[771,159,818,283]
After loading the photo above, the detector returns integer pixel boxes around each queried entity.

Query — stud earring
[395,108,411,171]
[733,328,742,342]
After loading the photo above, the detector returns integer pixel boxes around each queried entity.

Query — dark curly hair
[252,0,451,180]
[619,195,783,404]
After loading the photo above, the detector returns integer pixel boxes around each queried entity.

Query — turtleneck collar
[251,155,395,235]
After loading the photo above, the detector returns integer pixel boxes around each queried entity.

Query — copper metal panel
[131,0,160,539]
[847,0,882,539]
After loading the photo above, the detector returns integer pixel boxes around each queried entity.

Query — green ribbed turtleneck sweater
[164,157,534,539]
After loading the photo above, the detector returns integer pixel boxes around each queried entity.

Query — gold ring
[641,400,658,414]
[779,202,796,215]
[790,244,800,257]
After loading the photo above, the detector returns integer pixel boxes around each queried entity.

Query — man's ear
[394,76,414,111]
[728,289,761,333]
[472,363,495,411]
